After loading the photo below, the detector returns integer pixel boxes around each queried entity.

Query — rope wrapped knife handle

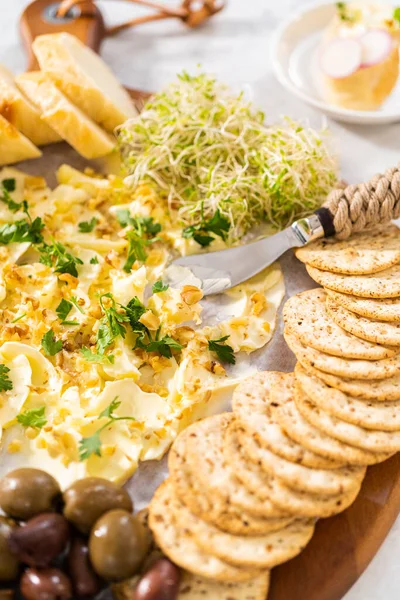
[315,164,400,240]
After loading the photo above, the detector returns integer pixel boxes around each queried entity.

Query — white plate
[271,0,400,124]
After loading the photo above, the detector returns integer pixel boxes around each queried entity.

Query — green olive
[89,510,148,581]
[0,516,20,582]
[0,469,61,520]
[63,478,133,534]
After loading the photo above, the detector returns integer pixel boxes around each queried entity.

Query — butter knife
[171,165,400,295]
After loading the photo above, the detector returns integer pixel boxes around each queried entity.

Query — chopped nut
[89,305,103,320]
[58,273,78,288]
[172,326,195,345]
[7,440,22,453]
[209,361,226,376]
[180,285,203,305]
[139,310,160,331]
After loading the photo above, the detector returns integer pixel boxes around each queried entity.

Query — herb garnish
[0,217,44,245]
[117,211,162,272]
[97,293,130,355]
[17,406,47,429]
[0,364,13,392]
[79,397,136,460]
[90,256,99,264]
[183,209,230,247]
[0,179,25,213]
[394,7,400,23]
[11,313,26,323]
[78,217,98,233]
[39,240,83,278]
[41,330,63,356]
[208,335,236,365]
[80,347,115,364]
[152,280,169,293]
[336,2,356,22]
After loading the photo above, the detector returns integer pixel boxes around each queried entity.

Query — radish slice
[360,29,393,67]
[320,38,362,79]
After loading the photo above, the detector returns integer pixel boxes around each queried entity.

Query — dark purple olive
[8,514,70,567]
[89,510,148,581]
[0,469,61,520]
[63,478,133,534]
[20,568,72,600]
[67,536,102,598]
[0,516,20,582]
[135,559,181,600]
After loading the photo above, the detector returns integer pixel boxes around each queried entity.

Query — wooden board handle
[20,0,105,71]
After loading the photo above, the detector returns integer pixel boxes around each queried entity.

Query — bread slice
[16,72,116,160]
[0,64,61,147]
[0,114,41,165]
[32,33,137,132]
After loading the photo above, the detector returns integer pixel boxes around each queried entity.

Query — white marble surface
[1,0,400,598]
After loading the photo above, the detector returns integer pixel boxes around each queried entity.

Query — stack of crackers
[146,224,400,599]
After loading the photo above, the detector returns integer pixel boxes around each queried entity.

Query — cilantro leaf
[17,406,47,429]
[41,330,63,356]
[99,397,121,419]
[90,256,99,264]
[80,347,114,364]
[0,179,26,213]
[56,298,73,322]
[39,241,83,278]
[79,431,102,461]
[183,209,230,247]
[0,364,13,392]
[78,217,98,233]
[208,335,236,365]
[152,280,169,293]
[394,7,400,23]
[145,336,183,358]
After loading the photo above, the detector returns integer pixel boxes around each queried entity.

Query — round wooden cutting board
[17,5,400,599]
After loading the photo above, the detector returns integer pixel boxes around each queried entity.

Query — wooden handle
[317,164,400,239]
[20,0,105,71]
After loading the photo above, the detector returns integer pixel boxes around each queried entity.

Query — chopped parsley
[39,240,83,278]
[208,335,236,365]
[78,217,98,233]
[183,209,230,247]
[0,179,25,213]
[0,217,44,245]
[117,211,162,272]
[17,406,47,429]
[336,2,356,22]
[152,280,169,293]
[90,256,99,264]
[56,298,73,322]
[96,293,130,355]
[0,364,13,392]
[394,7,400,23]
[80,347,114,364]
[41,330,63,356]
[79,397,136,460]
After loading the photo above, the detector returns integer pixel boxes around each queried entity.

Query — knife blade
[170,214,326,296]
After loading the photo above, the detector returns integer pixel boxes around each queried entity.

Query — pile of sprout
[118,72,338,244]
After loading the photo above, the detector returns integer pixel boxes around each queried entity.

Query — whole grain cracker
[168,432,290,536]
[283,288,396,359]
[225,421,363,518]
[232,371,341,469]
[296,225,400,275]
[326,290,400,323]
[306,264,400,298]
[275,393,390,465]
[284,330,400,379]
[294,386,400,454]
[237,424,365,496]
[326,296,400,346]
[295,363,400,431]
[149,481,261,582]
[166,479,314,569]
[301,362,400,401]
